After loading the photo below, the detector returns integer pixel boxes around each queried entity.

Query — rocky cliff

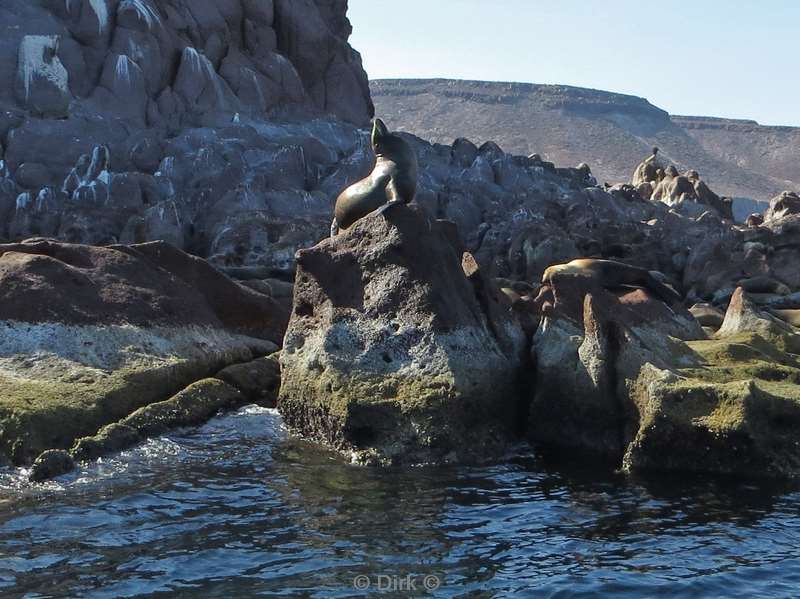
[371,79,800,203]
[0,0,372,126]
[0,0,377,272]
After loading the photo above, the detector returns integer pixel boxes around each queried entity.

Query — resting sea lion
[331,118,418,236]
[542,258,681,305]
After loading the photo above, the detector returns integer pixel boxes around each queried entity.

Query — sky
[349,0,799,126]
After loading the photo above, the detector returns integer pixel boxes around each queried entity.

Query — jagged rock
[279,205,527,465]
[273,0,373,125]
[14,35,71,118]
[716,287,799,348]
[0,239,280,465]
[632,149,663,190]
[764,191,800,222]
[529,273,703,457]
[530,271,800,478]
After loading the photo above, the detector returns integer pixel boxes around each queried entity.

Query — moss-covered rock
[623,333,800,478]
[28,379,245,480]
[0,240,279,465]
[279,206,528,465]
[530,275,800,478]
[216,353,281,407]
[29,449,75,482]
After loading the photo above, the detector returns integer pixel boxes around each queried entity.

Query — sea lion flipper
[373,199,404,218]
[645,272,682,305]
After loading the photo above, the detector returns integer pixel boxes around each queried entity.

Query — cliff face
[371,79,800,202]
[0,0,373,127]
[0,0,377,271]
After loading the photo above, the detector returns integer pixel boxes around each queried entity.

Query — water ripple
[0,406,798,598]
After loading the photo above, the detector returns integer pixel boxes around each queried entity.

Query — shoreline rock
[279,205,528,465]
[0,240,280,469]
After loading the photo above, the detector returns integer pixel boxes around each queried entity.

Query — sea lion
[331,118,418,236]
[542,258,682,305]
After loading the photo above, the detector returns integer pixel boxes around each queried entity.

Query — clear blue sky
[349,0,799,126]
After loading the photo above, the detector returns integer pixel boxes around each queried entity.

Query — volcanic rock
[0,239,279,465]
[279,205,527,465]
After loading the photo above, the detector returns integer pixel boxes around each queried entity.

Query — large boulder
[530,271,800,478]
[764,191,800,222]
[529,274,704,458]
[279,205,528,465]
[0,239,280,465]
[624,333,800,478]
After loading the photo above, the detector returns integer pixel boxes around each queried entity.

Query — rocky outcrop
[279,205,527,465]
[0,239,279,466]
[529,272,704,458]
[0,0,372,127]
[529,273,800,478]
[0,1,374,279]
[764,191,800,222]
[630,151,733,220]
[624,330,800,478]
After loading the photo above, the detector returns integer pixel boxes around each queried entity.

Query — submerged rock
[279,205,527,465]
[29,449,75,482]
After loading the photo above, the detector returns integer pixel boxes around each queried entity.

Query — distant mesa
[371,78,800,204]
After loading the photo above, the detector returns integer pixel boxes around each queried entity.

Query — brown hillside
[371,79,800,202]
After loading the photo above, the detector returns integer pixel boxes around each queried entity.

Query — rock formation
[0,239,281,467]
[629,150,734,220]
[279,205,527,465]
[1,0,372,127]
[4,3,800,482]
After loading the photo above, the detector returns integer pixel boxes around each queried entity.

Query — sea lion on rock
[331,118,418,236]
[542,258,682,305]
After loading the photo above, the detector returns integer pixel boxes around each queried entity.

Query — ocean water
[1,406,798,598]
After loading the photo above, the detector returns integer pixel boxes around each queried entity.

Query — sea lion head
[370,118,415,163]
[371,118,389,148]
[541,260,593,284]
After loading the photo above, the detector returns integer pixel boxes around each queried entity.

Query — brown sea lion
[331,118,418,236]
[542,258,682,304]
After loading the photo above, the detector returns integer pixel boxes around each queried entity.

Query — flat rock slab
[0,240,278,465]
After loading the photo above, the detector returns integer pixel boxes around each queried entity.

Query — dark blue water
[1,406,799,598]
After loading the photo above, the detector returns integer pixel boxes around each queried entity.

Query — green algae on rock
[623,332,800,478]
[530,275,800,478]
[279,205,528,465]
[0,240,279,467]
[70,379,245,464]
